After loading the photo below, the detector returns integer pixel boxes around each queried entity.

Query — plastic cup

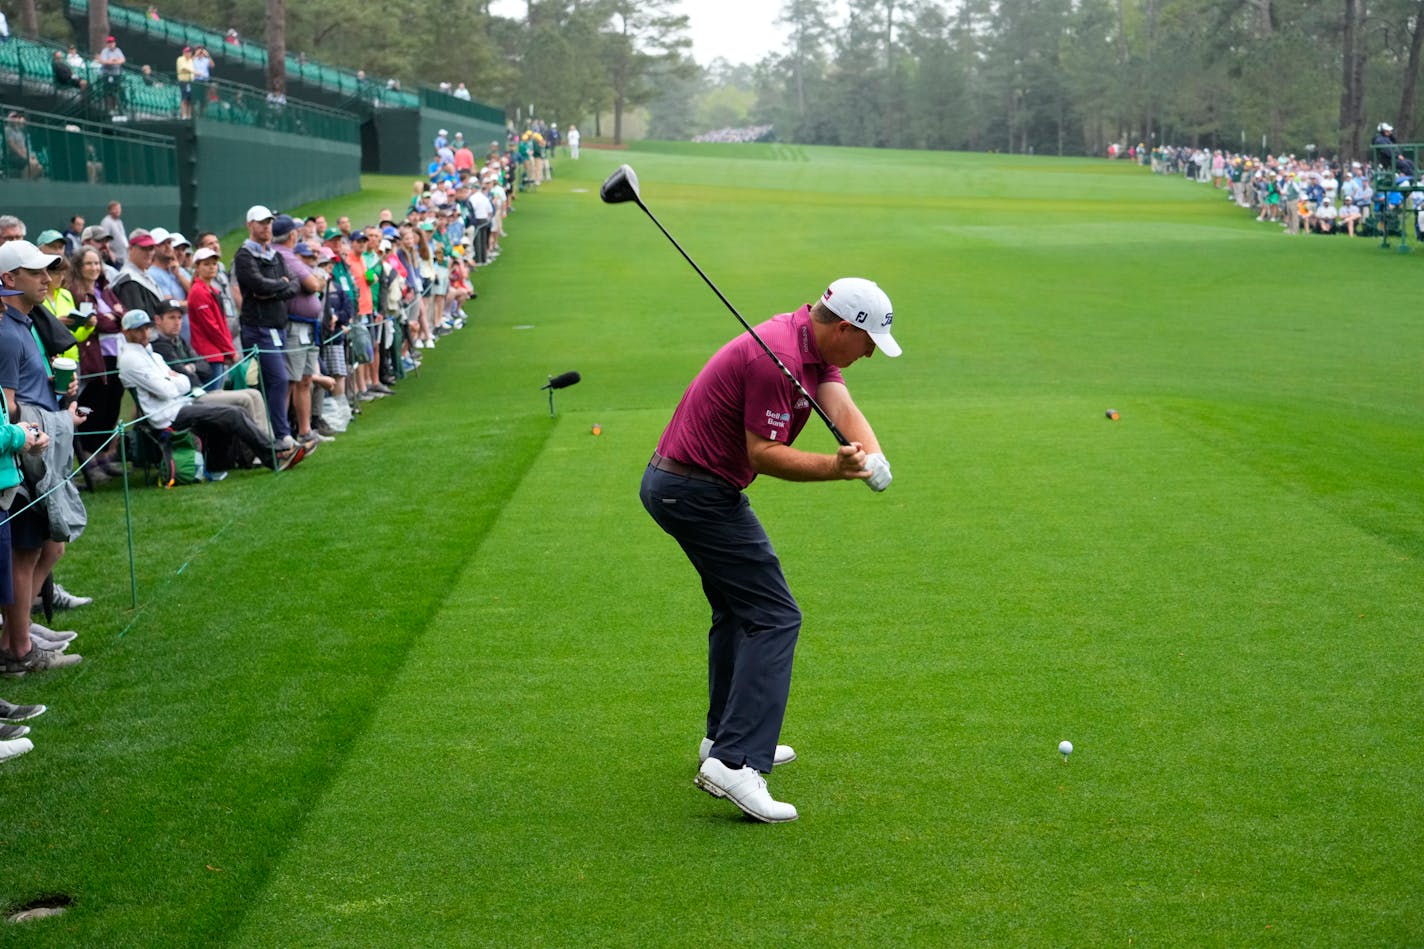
[51,357,77,393]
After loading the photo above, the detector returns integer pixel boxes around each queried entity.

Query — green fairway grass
[2,148,1420,947]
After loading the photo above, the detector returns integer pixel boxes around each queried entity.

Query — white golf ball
[1058,740,1073,756]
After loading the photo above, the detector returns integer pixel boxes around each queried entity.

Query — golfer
[640,277,900,823]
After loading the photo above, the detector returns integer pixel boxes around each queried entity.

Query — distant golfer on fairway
[640,277,900,823]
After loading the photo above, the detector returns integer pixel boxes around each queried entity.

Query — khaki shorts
[284,322,319,379]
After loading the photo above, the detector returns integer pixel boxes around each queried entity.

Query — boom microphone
[542,371,581,390]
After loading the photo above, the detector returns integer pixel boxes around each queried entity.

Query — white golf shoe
[694,758,798,823]
[699,737,796,767]
[0,736,33,764]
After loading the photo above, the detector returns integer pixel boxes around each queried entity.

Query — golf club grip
[637,200,852,448]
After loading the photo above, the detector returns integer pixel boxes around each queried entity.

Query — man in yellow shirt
[176,46,196,119]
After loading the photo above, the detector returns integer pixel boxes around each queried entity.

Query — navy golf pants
[641,464,800,775]
[239,323,291,442]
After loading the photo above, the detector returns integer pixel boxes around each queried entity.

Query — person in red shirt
[187,246,234,384]
[453,134,475,174]
[640,277,900,824]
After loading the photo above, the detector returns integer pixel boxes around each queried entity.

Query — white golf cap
[192,247,219,262]
[169,232,190,247]
[149,227,171,244]
[0,240,59,274]
[246,204,274,223]
[820,277,900,357]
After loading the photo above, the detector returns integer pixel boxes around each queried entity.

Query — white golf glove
[862,452,892,492]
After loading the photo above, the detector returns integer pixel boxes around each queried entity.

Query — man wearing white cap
[146,227,190,303]
[1372,121,1415,178]
[640,277,899,824]
[0,240,84,676]
[233,205,298,447]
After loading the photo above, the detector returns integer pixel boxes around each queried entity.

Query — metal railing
[67,0,419,109]
[0,102,177,185]
[0,31,358,143]
[420,87,504,126]
[199,76,360,142]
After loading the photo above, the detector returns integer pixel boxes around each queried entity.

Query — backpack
[163,430,205,486]
[127,426,206,487]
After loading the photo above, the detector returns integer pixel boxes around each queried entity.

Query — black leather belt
[649,451,728,486]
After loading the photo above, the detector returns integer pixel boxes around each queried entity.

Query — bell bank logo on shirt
[765,409,790,430]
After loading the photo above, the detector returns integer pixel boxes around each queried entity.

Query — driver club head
[600,164,641,205]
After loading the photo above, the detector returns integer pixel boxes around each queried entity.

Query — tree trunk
[89,0,110,57]
[1340,0,1364,159]
[1397,2,1424,139]
[614,95,624,146]
[265,0,287,97]
[17,0,37,39]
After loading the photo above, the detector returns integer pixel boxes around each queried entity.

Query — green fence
[191,77,359,143]
[0,103,179,238]
[0,32,358,145]
[161,119,360,237]
[419,88,504,127]
[67,0,418,110]
[0,102,176,184]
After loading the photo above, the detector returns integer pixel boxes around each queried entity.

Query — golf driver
[600,164,851,448]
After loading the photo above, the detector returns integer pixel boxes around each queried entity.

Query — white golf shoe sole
[694,758,798,823]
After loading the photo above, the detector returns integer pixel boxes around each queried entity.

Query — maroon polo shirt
[656,305,844,489]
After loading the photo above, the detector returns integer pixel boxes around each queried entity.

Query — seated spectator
[4,111,43,180]
[149,299,270,439]
[1339,199,1363,236]
[1313,197,1337,233]
[117,309,309,473]
[148,299,212,386]
[51,50,87,92]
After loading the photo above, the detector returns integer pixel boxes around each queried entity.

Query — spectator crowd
[0,123,537,765]
[1143,122,1424,239]
[692,125,774,144]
